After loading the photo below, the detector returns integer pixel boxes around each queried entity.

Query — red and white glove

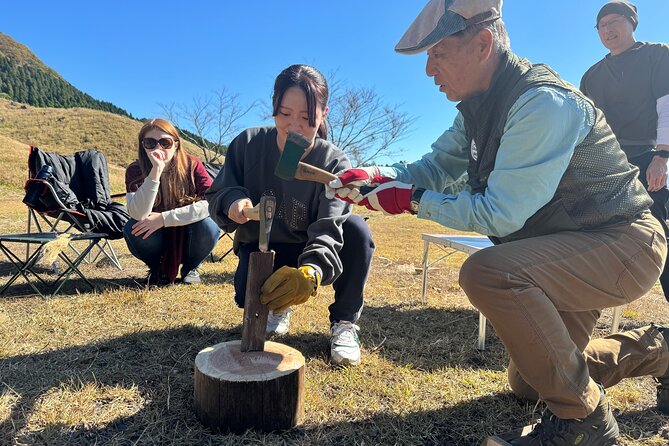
[325,166,390,200]
[352,178,414,215]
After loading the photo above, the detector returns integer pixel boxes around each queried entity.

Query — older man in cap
[581,2,669,306]
[328,0,669,444]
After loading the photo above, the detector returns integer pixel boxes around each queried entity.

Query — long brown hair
[137,118,195,210]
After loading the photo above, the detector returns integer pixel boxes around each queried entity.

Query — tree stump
[194,339,305,433]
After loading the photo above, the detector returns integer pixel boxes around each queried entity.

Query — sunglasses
[142,137,176,150]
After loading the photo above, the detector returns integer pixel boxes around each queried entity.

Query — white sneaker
[266,308,292,336]
[330,321,361,366]
[182,268,201,284]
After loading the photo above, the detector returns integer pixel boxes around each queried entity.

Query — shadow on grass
[0,273,156,298]
[1,324,665,445]
[201,270,235,285]
[260,305,508,372]
[0,260,61,277]
[359,305,508,372]
[0,325,238,444]
[0,264,234,298]
[0,321,527,445]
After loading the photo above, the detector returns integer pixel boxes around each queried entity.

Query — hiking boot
[182,268,201,284]
[655,325,669,415]
[330,321,361,366]
[266,308,292,337]
[510,384,618,446]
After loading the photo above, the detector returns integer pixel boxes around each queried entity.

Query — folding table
[0,232,106,297]
[420,234,622,350]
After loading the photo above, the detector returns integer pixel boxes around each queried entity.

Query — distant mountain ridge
[0,32,132,118]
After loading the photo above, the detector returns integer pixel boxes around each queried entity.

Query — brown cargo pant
[459,212,669,419]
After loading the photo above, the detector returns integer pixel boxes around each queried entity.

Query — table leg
[477,312,487,351]
[421,240,430,305]
[610,306,622,335]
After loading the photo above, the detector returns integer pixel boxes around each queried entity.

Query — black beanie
[597,1,638,30]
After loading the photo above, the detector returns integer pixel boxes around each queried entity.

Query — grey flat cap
[395,0,502,55]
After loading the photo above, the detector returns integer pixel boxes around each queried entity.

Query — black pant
[630,151,669,301]
[233,214,375,323]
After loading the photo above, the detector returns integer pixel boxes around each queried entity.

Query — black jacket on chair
[23,146,130,239]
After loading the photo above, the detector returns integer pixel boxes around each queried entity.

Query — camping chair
[23,146,130,270]
[204,161,234,262]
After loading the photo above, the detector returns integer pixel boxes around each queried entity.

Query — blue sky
[1,1,667,163]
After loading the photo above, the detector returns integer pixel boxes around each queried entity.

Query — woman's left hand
[131,212,165,239]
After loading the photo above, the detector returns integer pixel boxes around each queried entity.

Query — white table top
[420,234,493,255]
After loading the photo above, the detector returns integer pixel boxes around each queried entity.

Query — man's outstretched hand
[325,166,389,199]
[353,179,414,215]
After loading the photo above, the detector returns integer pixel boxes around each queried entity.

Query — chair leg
[210,233,234,263]
[25,208,42,262]
[102,240,122,270]
[83,238,122,270]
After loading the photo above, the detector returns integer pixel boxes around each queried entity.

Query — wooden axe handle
[293,163,378,195]
[242,205,259,221]
[294,162,338,185]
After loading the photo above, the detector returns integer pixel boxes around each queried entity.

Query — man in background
[581,1,669,301]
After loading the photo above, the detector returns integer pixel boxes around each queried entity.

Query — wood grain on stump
[194,340,305,432]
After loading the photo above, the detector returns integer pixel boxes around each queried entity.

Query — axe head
[274,131,312,180]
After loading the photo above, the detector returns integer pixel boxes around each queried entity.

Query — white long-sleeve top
[126,177,210,227]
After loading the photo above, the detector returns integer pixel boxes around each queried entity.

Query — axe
[274,131,375,194]
[275,131,339,185]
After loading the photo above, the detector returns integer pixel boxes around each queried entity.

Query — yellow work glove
[260,265,320,314]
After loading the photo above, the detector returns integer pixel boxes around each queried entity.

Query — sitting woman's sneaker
[182,269,201,284]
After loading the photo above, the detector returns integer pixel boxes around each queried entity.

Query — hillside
[0,98,213,211]
[0,33,131,117]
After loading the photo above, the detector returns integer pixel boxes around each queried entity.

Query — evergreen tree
[0,54,132,118]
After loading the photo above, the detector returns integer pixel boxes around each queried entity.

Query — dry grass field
[1,101,668,445]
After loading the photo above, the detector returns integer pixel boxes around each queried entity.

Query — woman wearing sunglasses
[206,65,374,366]
[124,118,220,286]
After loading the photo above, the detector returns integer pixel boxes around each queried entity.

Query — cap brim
[395,12,467,55]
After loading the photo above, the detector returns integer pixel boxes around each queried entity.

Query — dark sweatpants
[233,214,375,324]
[629,150,669,301]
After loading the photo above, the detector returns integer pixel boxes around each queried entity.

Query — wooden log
[481,424,537,445]
[241,250,274,352]
[194,340,305,433]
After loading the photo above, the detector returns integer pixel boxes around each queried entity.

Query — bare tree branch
[326,78,416,167]
[164,75,414,167]
[159,88,257,164]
